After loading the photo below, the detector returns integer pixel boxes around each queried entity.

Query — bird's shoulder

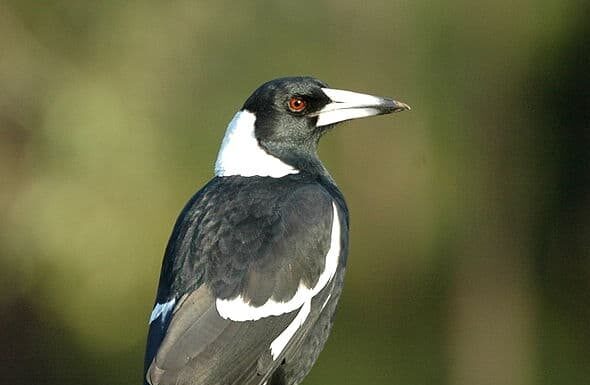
[157,174,341,301]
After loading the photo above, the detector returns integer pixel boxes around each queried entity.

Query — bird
[143,76,410,385]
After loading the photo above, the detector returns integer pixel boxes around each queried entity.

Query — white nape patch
[315,88,384,127]
[149,298,176,324]
[270,300,311,360]
[214,110,299,178]
[215,202,341,322]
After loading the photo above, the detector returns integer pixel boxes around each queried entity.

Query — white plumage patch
[214,110,299,178]
[215,202,341,322]
[270,301,311,360]
[149,298,176,324]
[320,292,332,311]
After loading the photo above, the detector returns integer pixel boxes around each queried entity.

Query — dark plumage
[143,76,409,385]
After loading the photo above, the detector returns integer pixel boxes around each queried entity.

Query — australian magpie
[143,76,410,385]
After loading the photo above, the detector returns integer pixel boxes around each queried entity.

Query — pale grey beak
[314,88,410,127]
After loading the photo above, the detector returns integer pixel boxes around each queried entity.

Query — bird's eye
[288,97,307,113]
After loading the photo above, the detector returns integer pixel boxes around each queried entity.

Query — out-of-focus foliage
[0,1,588,384]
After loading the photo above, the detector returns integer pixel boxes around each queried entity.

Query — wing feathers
[145,177,347,385]
[146,285,300,385]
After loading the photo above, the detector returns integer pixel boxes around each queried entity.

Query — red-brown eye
[288,97,307,112]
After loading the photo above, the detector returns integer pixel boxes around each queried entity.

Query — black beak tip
[383,98,411,113]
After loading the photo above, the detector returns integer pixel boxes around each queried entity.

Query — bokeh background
[1,1,589,384]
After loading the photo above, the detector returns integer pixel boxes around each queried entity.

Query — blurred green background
[1,1,589,384]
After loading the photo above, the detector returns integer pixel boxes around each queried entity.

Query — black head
[243,77,332,172]
[215,76,410,177]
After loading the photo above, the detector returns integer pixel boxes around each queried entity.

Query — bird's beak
[314,88,410,127]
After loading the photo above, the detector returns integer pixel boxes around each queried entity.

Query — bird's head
[214,76,410,177]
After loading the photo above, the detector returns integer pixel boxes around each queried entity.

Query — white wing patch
[149,298,176,324]
[320,292,332,311]
[215,203,341,360]
[270,300,311,360]
[214,110,299,178]
[215,202,341,321]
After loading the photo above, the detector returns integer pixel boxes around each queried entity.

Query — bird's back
[144,173,349,385]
